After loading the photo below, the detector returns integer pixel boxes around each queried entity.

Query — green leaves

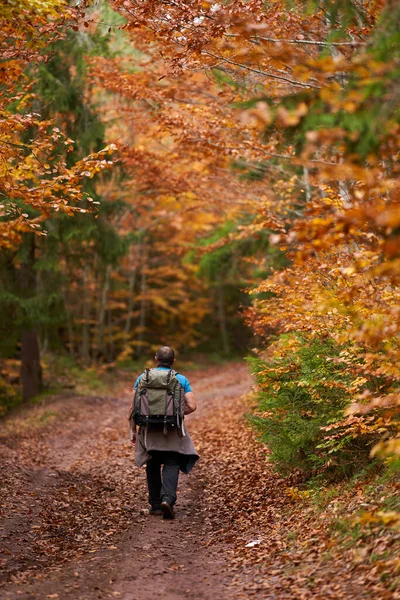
[247,334,369,476]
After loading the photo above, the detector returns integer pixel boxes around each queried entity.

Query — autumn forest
[0,0,399,598]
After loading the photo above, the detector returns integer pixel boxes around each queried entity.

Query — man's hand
[129,419,136,444]
[184,391,197,415]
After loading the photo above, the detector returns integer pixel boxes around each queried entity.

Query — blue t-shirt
[133,366,192,394]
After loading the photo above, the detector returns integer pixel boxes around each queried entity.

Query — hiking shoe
[149,506,163,516]
[160,500,174,520]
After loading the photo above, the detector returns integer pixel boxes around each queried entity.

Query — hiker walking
[129,346,199,519]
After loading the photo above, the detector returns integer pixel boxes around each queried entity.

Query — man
[130,346,199,520]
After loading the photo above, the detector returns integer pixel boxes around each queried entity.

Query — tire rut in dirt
[0,367,248,600]
[113,474,232,600]
[0,466,232,600]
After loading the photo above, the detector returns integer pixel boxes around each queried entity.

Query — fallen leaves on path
[0,363,398,600]
[191,364,400,599]
[0,393,146,587]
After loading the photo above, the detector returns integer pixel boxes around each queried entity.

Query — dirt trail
[0,363,251,600]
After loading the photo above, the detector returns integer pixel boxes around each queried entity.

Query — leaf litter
[0,363,398,599]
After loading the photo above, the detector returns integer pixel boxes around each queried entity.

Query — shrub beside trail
[247,334,398,479]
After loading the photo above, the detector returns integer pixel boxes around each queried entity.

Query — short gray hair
[155,346,175,367]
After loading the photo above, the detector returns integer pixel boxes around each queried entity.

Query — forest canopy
[0,0,399,472]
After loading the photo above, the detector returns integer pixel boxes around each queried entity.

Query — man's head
[155,346,175,368]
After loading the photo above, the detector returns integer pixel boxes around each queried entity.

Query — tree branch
[224,33,366,47]
[201,50,320,89]
[186,138,338,166]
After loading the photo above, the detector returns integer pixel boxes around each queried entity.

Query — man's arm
[128,375,141,420]
[184,391,197,415]
[128,389,136,420]
[129,420,137,444]
[129,382,139,444]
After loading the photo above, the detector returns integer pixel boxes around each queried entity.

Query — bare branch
[186,138,338,166]
[224,33,366,47]
[201,50,320,89]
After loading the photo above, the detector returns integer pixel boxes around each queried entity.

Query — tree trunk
[81,264,90,363]
[20,234,42,401]
[65,297,74,356]
[338,179,351,206]
[106,307,114,362]
[303,166,311,203]
[124,241,140,337]
[136,240,147,356]
[95,264,111,358]
[21,330,42,402]
[217,283,230,355]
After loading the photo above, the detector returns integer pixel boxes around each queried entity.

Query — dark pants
[146,451,180,508]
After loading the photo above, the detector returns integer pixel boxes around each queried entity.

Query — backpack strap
[145,368,150,383]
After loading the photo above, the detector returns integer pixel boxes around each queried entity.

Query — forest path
[0,363,251,600]
[2,363,395,600]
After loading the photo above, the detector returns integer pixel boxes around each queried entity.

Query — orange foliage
[0,0,116,248]
[95,0,400,453]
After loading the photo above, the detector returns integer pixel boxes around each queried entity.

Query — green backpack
[130,368,186,435]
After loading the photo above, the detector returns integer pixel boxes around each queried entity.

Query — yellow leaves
[354,511,400,528]
[371,438,400,459]
[241,101,272,128]
[347,377,368,393]
[0,122,115,247]
[189,162,206,174]
[247,240,400,455]
[148,295,179,313]
[284,487,311,502]
[0,0,66,20]
[242,101,309,129]
[375,207,400,231]
[348,393,400,416]
[378,512,400,527]
[340,266,356,276]
[319,82,344,105]
[276,103,308,127]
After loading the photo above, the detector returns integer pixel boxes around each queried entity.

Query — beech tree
[0,0,115,399]
[101,0,399,460]
[2,0,399,470]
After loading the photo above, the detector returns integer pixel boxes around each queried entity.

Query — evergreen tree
[0,25,126,397]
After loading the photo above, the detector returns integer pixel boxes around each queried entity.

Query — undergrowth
[0,376,22,418]
[247,333,386,479]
